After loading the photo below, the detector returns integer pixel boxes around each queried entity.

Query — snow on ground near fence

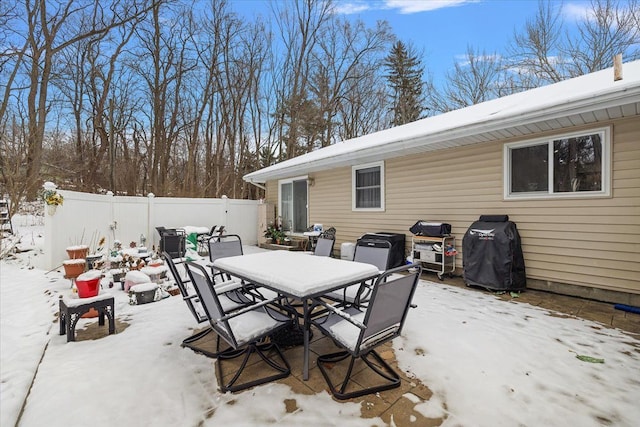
[1,215,639,426]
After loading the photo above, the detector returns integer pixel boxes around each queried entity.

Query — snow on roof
[245,60,640,184]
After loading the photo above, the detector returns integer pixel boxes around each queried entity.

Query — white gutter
[247,180,266,191]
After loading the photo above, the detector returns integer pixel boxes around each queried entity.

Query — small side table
[59,293,115,342]
[303,231,321,251]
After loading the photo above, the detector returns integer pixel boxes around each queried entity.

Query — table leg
[59,300,66,336]
[303,299,310,381]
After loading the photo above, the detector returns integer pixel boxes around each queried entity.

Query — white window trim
[278,175,308,235]
[352,161,385,212]
[503,126,611,200]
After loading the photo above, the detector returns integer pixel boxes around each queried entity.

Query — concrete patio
[73,273,640,426]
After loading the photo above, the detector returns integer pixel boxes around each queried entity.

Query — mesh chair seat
[312,263,421,400]
[185,261,294,393]
[163,252,253,356]
[228,308,290,347]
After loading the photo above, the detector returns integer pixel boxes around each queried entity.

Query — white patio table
[212,250,379,380]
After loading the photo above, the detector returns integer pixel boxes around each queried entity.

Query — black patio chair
[162,252,253,357]
[319,226,336,240]
[311,263,422,400]
[184,261,294,393]
[324,238,392,306]
[208,234,244,281]
[207,234,277,302]
[314,236,335,257]
[197,225,225,254]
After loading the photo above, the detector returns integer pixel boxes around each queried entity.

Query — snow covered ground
[1,214,639,427]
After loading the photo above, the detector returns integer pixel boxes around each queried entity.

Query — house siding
[265,117,640,299]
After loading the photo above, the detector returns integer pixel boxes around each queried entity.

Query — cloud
[333,2,373,15]
[455,52,502,67]
[335,0,478,15]
[385,0,478,14]
[562,2,595,22]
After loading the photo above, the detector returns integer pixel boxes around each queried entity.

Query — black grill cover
[462,216,526,291]
[360,232,406,268]
[409,221,451,237]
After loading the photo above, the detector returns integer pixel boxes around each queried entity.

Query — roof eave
[244,84,640,184]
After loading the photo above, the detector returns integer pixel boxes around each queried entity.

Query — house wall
[264,117,640,304]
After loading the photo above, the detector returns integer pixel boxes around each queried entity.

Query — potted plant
[264,224,287,245]
[86,236,106,269]
[275,230,288,245]
[42,182,63,215]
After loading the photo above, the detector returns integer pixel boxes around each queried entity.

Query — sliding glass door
[279,178,308,233]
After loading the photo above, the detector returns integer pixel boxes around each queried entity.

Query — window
[279,177,308,233]
[352,161,385,211]
[504,128,610,199]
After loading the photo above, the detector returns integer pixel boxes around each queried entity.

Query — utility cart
[411,235,456,280]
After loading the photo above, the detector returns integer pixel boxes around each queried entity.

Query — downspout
[247,179,266,191]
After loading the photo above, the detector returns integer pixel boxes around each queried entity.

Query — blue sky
[232,0,594,83]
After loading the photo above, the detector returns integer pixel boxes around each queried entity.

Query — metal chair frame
[311,264,421,400]
[325,238,392,306]
[185,261,293,393]
[163,251,253,358]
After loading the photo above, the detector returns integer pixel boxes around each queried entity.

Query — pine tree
[384,41,425,126]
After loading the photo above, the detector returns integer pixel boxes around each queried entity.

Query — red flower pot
[66,245,89,260]
[63,259,86,279]
[81,308,99,318]
[76,277,100,298]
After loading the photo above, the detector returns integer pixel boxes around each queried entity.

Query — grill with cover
[462,215,526,291]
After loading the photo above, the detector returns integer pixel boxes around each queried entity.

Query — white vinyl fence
[43,189,259,270]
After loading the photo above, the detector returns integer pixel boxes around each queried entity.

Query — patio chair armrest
[214,278,244,294]
[218,296,282,322]
[312,299,366,330]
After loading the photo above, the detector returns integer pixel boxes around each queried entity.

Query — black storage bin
[462,215,526,291]
[360,232,406,269]
[156,227,186,258]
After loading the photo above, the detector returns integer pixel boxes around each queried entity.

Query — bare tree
[565,0,640,75]
[2,0,410,203]
[337,67,391,140]
[52,18,141,193]
[133,1,197,196]
[507,0,640,88]
[2,0,156,202]
[272,0,332,160]
[311,17,393,147]
[427,45,503,113]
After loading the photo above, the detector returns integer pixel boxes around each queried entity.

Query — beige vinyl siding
[265,184,277,211]
[264,117,640,295]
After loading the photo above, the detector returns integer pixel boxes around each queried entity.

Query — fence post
[106,191,115,253]
[222,195,228,231]
[147,193,155,251]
